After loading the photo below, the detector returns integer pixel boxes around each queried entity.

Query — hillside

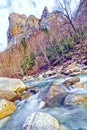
[0,4,87,78]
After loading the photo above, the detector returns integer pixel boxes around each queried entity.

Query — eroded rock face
[7,13,39,44]
[7,6,64,45]
[7,13,27,43]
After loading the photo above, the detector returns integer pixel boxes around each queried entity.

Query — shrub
[21,38,27,54]
[42,27,49,34]
[21,53,35,74]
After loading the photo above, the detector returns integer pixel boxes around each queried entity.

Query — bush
[21,38,27,54]
[60,38,73,52]
[42,27,49,34]
[55,45,62,54]
[21,53,35,74]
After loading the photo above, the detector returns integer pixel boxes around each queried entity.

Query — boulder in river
[22,112,67,130]
[72,82,87,88]
[0,99,16,119]
[38,101,46,109]
[64,94,87,105]
[43,83,67,107]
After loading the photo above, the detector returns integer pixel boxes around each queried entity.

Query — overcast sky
[0,0,80,51]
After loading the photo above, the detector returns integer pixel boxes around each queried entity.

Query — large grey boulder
[22,112,67,130]
[42,83,67,107]
[0,77,26,94]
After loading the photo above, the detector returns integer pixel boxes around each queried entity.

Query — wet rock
[27,87,39,94]
[0,116,10,129]
[20,87,39,100]
[38,101,46,109]
[0,99,16,119]
[0,77,26,95]
[64,77,80,87]
[0,90,19,102]
[43,84,67,107]
[20,93,32,100]
[72,82,87,88]
[64,94,87,105]
[22,112,64,130]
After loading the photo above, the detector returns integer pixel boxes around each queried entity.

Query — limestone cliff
[7,6,64,45]
[1,5,86,78]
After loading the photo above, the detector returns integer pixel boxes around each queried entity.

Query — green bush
[21,38,27,54]
[60,38,73,52]
[21,53,35,74]
[55,45,62,54]
[65,38,73,49]
[42,27,49,34]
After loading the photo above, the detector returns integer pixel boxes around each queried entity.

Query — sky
[0,0,80,51]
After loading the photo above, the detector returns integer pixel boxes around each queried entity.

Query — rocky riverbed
[0,63,87,130]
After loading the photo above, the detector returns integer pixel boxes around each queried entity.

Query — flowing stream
[0,74,87,130]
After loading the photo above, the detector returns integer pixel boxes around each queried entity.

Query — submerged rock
[64,94,87,105]
[17,87,39,100]
[22,112,65,130]
[72,82,87,88]
[0,99,16,119]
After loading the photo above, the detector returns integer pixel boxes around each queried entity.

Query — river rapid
[0,74,87,130]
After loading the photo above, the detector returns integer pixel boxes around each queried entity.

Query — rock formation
[75,0,87,28]
[7,6,64,45]
[0,4,87,78]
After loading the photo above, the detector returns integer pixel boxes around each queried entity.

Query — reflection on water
[1,74,87,130]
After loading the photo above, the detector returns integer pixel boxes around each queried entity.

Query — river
[0,74,87,130]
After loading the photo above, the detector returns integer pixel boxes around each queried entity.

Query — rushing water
[1,74,87,130]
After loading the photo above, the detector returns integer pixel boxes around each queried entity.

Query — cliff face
[7,13,39,44]
[0,6,68,78]
[75,0,87,28]
[7,6,65,45]
[1,5,85,78]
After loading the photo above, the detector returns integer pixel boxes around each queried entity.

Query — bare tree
[55,0,87,48]
[55,0,77,33]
